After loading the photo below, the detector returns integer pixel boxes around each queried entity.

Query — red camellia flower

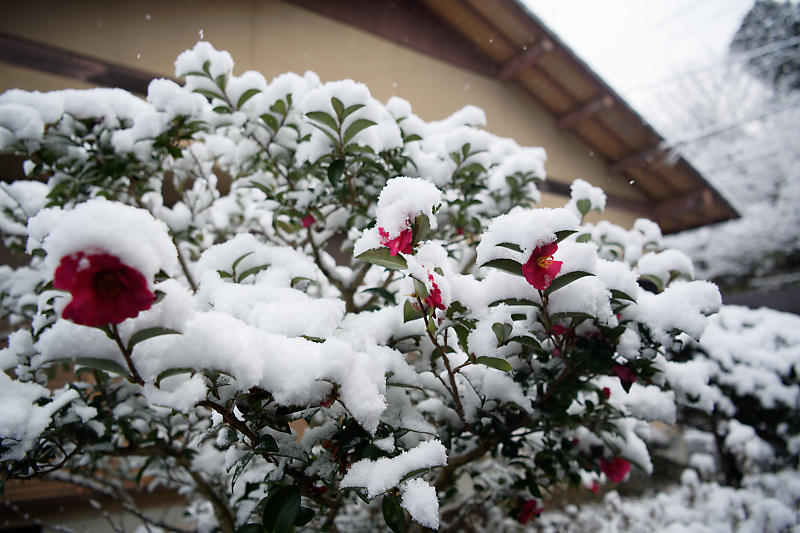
[602,387,611,399]
[521,242,562,290]
[301,214,316,228]
[599,457,631,483]
[53,252,154,327]
[423,274,445,311]
[378,225,413,256]
[612,364,636,386]
[519,498,543,524]
[551,323,567,336]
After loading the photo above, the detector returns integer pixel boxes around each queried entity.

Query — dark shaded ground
[723,285,800,315]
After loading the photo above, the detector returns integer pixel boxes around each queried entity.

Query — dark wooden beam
[0,32,165,95]
[652,189,714,220]
[290,0,498,77]
[499,38,553,80]
[557,94,614,129]
[607,145,667,174]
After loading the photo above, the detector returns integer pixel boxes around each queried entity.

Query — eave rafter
[499,38,553,80]
[557,94,614,129]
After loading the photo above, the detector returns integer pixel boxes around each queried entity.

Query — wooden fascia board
[499,38,553,80]
[0,32,165,96]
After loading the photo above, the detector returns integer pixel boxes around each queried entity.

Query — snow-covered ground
[533,468,800,533]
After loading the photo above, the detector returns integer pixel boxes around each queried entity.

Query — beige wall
[1,0,640,226]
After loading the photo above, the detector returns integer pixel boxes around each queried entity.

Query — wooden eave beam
[499,39,553,80]
[652,189,714,220]
[557,94,614,129]
[608,145,667,174]
[0,32,163,96]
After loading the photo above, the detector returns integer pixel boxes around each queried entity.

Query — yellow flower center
[536,255,554,268]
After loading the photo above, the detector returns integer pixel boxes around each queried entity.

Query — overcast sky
[526,0,755,105]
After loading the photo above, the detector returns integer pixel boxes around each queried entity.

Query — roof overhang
[290,0,739,233]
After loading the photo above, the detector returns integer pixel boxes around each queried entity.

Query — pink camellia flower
[521,242,562,290]
[424,274,445,311]
[599,457,631,483]
[519,498,543,524]
[378,225,413,256]
[54,252,154,327]
[301,214,316,228]
[551,324,567,336]
[612,364,636,386]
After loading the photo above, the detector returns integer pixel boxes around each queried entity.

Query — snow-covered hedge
[0,42,726,532]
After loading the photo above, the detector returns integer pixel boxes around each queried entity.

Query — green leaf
[488,297,540,308]
[155,367,195,387]
[362,287,396,305]
[576,233,592,243]
[202,60,211,74]
[67,358,131,379]
[236,88,261,109]
[193,88,225,101]
[294,506,315,527]
[382,493,406,533]
[306,111,338,133]
[230,451,255,490]
[496,242,523,253]
[217,269,232,279]
[404,133,423,142]
[237,264,270,283]
[412,213,431,245]
[480,258,523,276]
[260,113,279,132]
[330,96,345,121]
[127,327,180,353]
[262,486,301,533]
[232,251,255,273]
[270,98,287,116]
[475,356,512,372]
[356,248,408,270]
[327,158,345,184]
[412,277,429,298]
[638,274,664,293]
[508,335,541,349]
[258,434,280,454]
[342,103,365,121]
[343,118,377,145]
[291,276,317,289]
[555,230,578,242]
[543,270,593,297]
[403,300,422,322]
[308,122,338,144]
[492,322,513,345]
[213,105,232,114]
[215,73,228,91]
[610,289,636,302]
[576,198,592,216]
[453,324,470,353]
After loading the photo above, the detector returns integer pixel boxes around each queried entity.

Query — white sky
[526,0,755,105]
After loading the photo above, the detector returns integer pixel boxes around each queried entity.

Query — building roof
[290,0,739,233]
[0,0,739,234]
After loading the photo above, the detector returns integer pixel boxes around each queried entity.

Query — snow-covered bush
[0,42,724,532]
[673,305,800,487]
